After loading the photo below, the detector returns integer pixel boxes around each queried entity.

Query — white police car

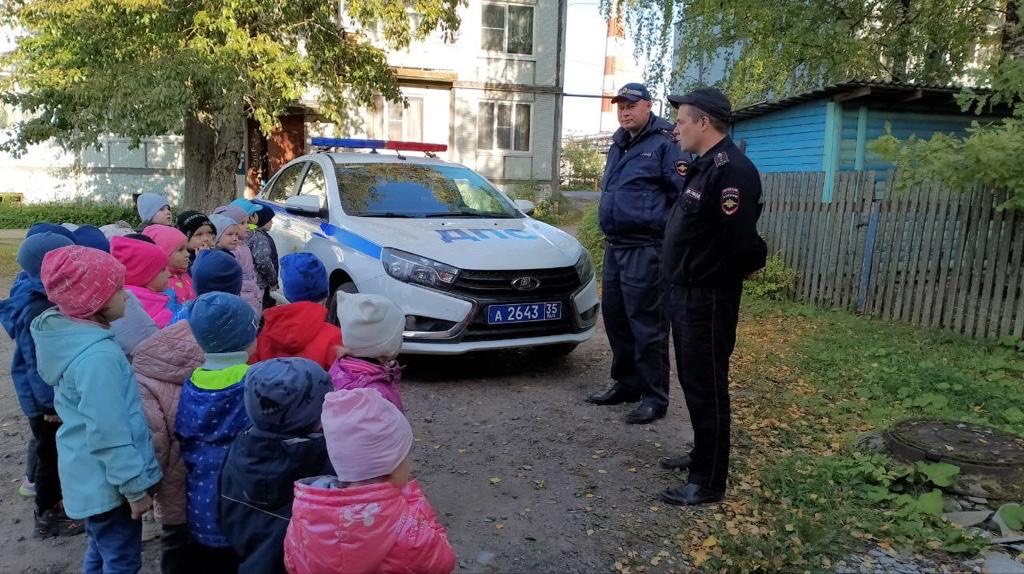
[257,137,599,355]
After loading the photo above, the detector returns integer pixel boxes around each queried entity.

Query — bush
[744,252,797,300]
[577,202,605,275]
[0,202,139,229]
[560,137,605,191]
[532,197,582,227]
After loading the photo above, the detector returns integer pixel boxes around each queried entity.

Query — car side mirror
[285,195,322,216]
[515,199,536,216]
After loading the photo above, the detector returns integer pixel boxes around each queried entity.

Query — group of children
[0,192,456,574]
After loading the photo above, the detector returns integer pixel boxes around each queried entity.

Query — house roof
[731,80,999,122]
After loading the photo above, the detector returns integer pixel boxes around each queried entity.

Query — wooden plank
[776,173,793,266]
[829,174,856,308]
[788,173,806,298]
[837,173,861,310]
[796,172,815,300]
[944,189,975,332]
[804,172,826,301]
[844,172,874,311]
[770,174,786,254]
[1001,211,1024,337]
[807,174,829,305]
[974,190,1003,338]
[897,187,929,325]
[959,188,992,335]
[900,183,929,324]
[881,183,912,322]
[785,173,802,273]
[821,174,849,307]
[923,188,953,328]
[866,174,897,316]
[762,174,779,248]
[913,184,942,325]
[988,198,1015,339]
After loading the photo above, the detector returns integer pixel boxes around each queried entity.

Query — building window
[481,4,533,55]
[478,102,531,152]
[370,96,424,142]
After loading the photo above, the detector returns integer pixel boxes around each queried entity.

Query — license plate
[487,302,562,324]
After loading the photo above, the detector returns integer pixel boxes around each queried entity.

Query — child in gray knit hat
[136,193,172,227]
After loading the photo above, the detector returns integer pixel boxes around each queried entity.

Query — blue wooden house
[729,81,1007,199]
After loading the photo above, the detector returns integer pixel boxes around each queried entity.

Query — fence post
[857,200,881,313]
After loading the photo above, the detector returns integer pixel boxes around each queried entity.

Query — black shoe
[34,508,84,539]
[625,404,667,424]
[586,383,642,406]
[658,483,725,506]
[659,454,692,471]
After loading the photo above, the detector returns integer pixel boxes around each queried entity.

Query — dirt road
[0,269,697,573]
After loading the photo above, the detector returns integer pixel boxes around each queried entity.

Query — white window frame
[477,101,532,154]
[480,3,534,56]
[371,96,425,142]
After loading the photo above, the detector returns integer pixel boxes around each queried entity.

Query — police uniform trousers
[601,243,670,408]
[669,282,742,492]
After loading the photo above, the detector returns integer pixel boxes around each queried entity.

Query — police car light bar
[311,137,447,153]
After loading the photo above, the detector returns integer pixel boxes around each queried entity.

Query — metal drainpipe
[550,0,567,197]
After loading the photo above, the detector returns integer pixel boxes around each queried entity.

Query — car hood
[323,217,584,270]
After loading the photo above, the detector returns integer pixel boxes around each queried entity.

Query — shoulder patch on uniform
[675,160,689,177]
[721,187,740,216]
[714,151,730,167]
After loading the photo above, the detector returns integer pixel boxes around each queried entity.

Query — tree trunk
[182,107,244,213]
[1002,0,1023,60]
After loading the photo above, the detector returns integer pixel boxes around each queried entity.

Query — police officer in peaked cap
[584,82,687,424]
[657,87,767,505]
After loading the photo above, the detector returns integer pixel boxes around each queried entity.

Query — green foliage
[531,198,582,227]
[744,252,797,300]
[0,202,138,229]
[608,0,1001,104]
[998,503,1024,530]
[790,305,1024,433]
[576,202,605,276]
[560,137,605,191]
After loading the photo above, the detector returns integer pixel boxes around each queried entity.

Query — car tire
[534,343,579,358]
[327,281,359,325]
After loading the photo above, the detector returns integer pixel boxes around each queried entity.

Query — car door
[260,161,308,255]
[289,161,331,251]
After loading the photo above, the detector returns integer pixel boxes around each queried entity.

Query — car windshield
[335,163,521,218]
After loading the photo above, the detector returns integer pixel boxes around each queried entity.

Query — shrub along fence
[759,171,1024,340]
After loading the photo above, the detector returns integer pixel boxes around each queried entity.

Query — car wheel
[534,343,579,358]
[327,281,358,325]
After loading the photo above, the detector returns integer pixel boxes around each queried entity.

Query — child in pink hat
[32,246,162,573]
[111,236,174,328]
[284,388,455,574]
[143,224,196,304]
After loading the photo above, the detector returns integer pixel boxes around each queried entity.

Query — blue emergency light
[311,137,447,153]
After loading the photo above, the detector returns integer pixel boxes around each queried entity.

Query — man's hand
[129,494,153,520]
[43,414,61,424]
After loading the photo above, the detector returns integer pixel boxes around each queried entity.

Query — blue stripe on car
[254,200,383,259]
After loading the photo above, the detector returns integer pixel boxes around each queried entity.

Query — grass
[0,240,21,278]
[661,298,1023,572]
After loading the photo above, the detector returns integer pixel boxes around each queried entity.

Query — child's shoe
[33,508,84,539]
[18,478,36,498]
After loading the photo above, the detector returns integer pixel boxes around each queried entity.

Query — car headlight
[575,250,595,284]
[382,248,460,290]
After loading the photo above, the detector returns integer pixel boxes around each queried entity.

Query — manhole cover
[885,419,1024,478]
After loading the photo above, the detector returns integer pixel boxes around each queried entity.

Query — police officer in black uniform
[657,88,767,505]
[585,83,687,424]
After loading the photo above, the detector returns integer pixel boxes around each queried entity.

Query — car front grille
[450,266,582,301]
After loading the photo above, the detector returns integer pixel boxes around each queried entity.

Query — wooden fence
[758,171,1024,340]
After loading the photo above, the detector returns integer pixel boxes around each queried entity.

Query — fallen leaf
[702,535,719,548]
[587,529,594,536]
[489,477,502,485]
[598,470,608,474]
[495,523,504,529]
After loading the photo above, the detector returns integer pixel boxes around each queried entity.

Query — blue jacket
[31,308,163,519]
[598,115,687,246]
[0,277,56,417]
[175,354,251,548]
[220,429,333,574]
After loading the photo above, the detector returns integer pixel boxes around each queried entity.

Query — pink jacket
[168,269,195,304]
[233,242,262,315]
[125,284,174,328]
[131,320,204,525]
[285,478,456,574]
[329,357,403,411]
